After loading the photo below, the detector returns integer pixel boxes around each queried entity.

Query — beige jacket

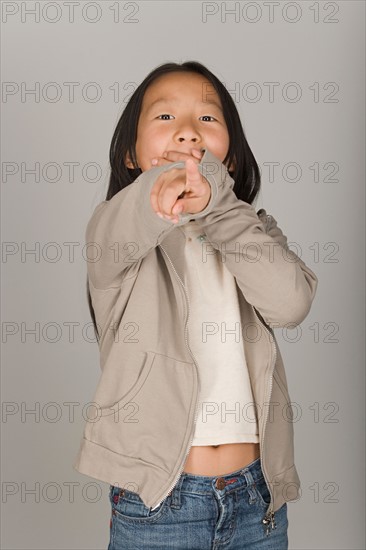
[73,148,318,519]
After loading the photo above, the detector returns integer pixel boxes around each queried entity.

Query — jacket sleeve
[193,150,319,328]
[85,157,215,290]
[86,147,318,329]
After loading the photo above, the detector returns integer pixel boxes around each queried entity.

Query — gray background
[1,1,365,548]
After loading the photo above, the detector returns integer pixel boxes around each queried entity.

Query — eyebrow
[145,97,223,113]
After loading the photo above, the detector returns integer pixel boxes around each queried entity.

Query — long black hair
[87,60,261,342]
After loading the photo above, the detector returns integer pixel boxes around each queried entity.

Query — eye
[157,114,174,120]
[200,115,216,122]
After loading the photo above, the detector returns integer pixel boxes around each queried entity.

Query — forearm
[195,159,318,328]
[85,164,185,290]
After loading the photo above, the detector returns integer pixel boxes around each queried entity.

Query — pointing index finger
[185,157,205,190]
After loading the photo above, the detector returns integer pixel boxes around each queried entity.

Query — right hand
[150,151,211,223]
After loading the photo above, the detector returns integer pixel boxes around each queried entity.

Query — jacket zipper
[150,244,201,511]
[251,304,278,534]
[253,212,278,533]
[152,246,277,528]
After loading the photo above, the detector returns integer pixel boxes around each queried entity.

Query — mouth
[168,147,206,156]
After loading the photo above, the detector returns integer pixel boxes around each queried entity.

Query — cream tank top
[179,219,259,446]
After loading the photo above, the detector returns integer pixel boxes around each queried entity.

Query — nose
[174,121,202,145]
[176,135,199,143]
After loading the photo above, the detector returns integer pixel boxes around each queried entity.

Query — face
[126,72,234,172]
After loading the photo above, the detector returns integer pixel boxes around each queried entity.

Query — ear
[125,152,137,169]
[227,156,236,173]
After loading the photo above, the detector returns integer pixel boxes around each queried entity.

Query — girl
[74,61,318,549]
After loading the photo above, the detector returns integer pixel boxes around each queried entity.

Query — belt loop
[170,474,184,509]
[242,466,257,503]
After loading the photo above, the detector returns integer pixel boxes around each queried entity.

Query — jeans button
[216,477,226,490]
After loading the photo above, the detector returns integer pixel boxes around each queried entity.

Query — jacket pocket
[98,351,156,418]
[88,351,196,473]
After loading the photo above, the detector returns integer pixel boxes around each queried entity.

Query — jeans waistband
[109,456,264,505]
[172,456,264,496]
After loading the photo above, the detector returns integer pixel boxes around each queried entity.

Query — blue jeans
[108,456,288,549]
